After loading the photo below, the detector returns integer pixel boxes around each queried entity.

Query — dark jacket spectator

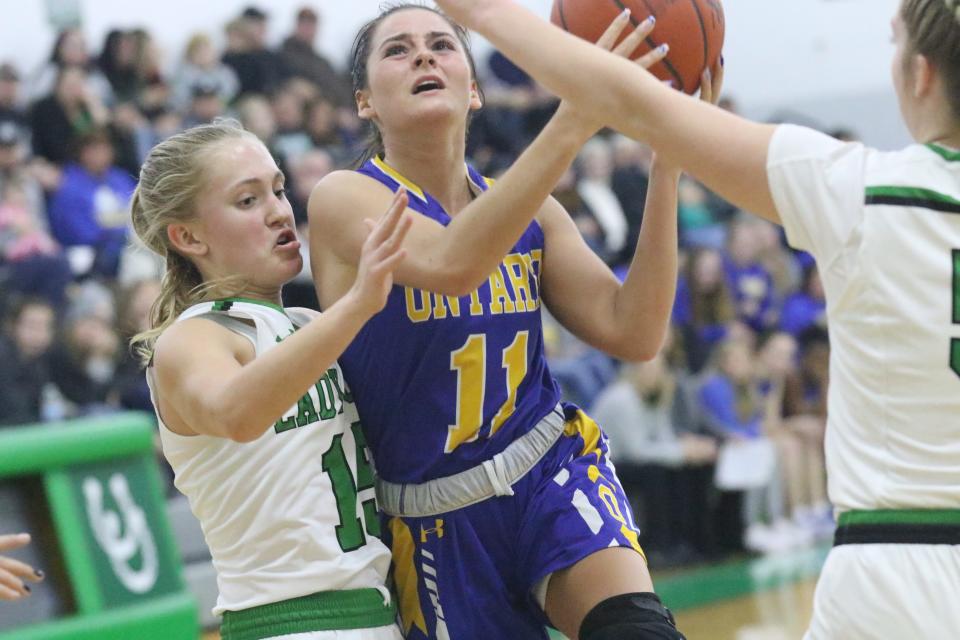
[29,66,109,165]
[97,30,140,103]
[221,11,286,97]
[0,298,55,426]
[48,282,120,412]
[278,8,352,108]
[112,279,160,412]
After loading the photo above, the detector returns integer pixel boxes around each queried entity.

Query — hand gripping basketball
[552,9,668,138]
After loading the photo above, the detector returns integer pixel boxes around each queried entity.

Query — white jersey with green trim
[150,298,391,615]
[767,125,960,512]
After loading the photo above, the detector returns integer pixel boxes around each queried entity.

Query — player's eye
[433,39,456,51]
[385,44,406,57]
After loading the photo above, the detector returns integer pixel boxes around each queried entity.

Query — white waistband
[375,405,566,517]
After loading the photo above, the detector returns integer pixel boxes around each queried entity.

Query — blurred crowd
[0,5,841,566]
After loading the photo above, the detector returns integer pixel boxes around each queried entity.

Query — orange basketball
[551,0,725,94]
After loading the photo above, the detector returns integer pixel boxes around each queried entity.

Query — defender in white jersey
[129,119,411,639]
[426,0,960,636]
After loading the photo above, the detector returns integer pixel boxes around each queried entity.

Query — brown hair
[349,2,482,166]
[902,0,960,120]
[129,119,256,363]
[687,248,736,328]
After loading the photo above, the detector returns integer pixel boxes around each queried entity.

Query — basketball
[551,0,725,94]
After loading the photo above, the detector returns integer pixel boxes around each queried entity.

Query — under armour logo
[420,519,444,542]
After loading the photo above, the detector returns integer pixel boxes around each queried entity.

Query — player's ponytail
[901,0,960,121]
[129,119,255,365]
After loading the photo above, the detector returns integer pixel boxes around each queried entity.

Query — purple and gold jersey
[339,157,562,483]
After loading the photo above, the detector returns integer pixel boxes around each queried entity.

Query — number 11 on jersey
[952,250,960,379]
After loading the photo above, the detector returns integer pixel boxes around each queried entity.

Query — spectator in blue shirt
[724,216,777,334]
[47,128,135,277]
[698,338,762,439]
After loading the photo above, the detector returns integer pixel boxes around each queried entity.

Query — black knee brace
[579,592,686,640]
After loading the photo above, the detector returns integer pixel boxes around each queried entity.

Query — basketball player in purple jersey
[309,6,720,640]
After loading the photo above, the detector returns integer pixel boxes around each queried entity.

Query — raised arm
[310,14,669,305]
[309,107,597,299]
[541,69,722,361]
[538,157,679,361]
[153,191,411,443]
[435,0,780,224]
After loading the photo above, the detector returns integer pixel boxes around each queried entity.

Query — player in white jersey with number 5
[430,0,960,637]
[129,119,411,639]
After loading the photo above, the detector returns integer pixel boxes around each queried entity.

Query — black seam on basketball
[609,0,685,91]
[689,0,709,82]
[558,0,570,30]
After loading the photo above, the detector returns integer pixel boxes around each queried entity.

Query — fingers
[699,68,712,104]
[698,56,724,105]
[711,56,725,104]
[365,189,409,246]
[612,15,656,58]
[594,9,633,51]
[372,247,408,277]
[375,210,414,262]
[0,568,32,601]
[0,555,44,583]
[594,11,666,72]
[0,533,30,553]
[0,582,23,601]
[634,42,669,70]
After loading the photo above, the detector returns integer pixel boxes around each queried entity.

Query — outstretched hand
[0,533,44,601]
[553,10,669,139]
[349,188,412,317]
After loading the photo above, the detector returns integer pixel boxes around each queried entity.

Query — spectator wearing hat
[222,7,285,97]
[0,64,27,127]
[0,120,42,217]
[47,128,135,278]
[278,7,352,108]
[182,78,226,128]
[0,119,72,310]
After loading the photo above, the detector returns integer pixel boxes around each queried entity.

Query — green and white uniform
[150,298,401,640]
[768,125,960,639]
